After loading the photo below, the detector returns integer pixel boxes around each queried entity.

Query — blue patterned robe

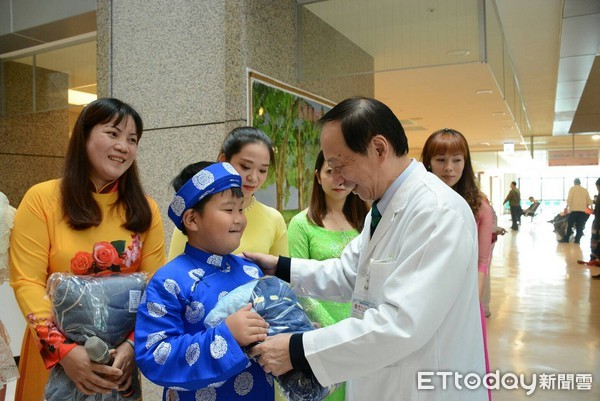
[135,244,274,401]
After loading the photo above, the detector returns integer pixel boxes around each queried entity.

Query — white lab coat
[291,163,487,400]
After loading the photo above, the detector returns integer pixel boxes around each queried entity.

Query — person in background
[246,97,486,400]
[503,181,521,230]
[523,196,540,219]
[9,98,166,400]
[287,150,368,401]
[168,126,288,259]
[420,129,494,302]
[587,178,600,275]
[0,192,19,401]
[560,178,593,244]
[420,128,492,401]
[135,162,272,401]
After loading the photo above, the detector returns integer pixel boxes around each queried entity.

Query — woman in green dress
[287,150,368,401]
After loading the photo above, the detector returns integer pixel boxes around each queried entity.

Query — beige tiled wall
[0,62,69,205]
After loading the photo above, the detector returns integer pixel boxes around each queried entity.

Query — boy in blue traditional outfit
[135,162,273,401]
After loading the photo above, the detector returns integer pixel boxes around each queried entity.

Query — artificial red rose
[46,329,65,347]
[36,324,49,340]
[93,242,120,269]
[70,251,93,274]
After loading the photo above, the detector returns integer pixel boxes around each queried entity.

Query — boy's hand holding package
[225,303,269,346]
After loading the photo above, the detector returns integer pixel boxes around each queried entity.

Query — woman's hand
[59,345,122,395]
[111,340,136,391]
[242,252,278,275]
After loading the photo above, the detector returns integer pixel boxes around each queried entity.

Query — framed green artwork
[248,71,334,222]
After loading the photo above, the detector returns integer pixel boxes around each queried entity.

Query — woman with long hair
[168,126,288,258]
[10,98,166,400]
[287,150,368,401]
[421,129,493,299]
[421,128,493,401]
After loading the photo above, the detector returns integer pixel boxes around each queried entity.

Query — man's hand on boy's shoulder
[242,252,278,275]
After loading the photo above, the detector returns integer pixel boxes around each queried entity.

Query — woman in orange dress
[9,98,165,400]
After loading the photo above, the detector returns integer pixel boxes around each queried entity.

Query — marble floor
[3,214,598,401]
[486,214,599,400]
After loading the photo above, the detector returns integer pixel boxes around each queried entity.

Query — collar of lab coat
[363,162,428,258]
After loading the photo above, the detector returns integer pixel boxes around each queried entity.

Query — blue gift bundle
[45,272,147,401]
[205,276,335,401]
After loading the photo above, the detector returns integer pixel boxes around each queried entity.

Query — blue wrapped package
[205,276,335,401]
[44,272,147,401]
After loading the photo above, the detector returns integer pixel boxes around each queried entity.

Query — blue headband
[168,162,242,230]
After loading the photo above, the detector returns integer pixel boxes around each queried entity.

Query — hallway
[487,214,599,400]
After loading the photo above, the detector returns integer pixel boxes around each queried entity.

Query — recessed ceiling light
[592,135,600,140]
[492,112,506,116]
[476,89,493,95]
[447,49,470,56]
[480,142,491,146]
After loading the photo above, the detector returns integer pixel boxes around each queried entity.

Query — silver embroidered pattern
[218,290,228,300]
[266,374,274,386]
[210,335,227,359]
[147,302,167,317]
[146,331,168,349]
[243,265,260,279]
[234,371,253,395]
[185,301,205,324]
[164,279,181,296]
[169,387,189,391]
[185,343,200,366]
[192,170,214,190]
[220,263,231,273]
[153,341,171,365]
[195,387,216,401]
[169,386,189,391]
[223,162,239,175]
[207,254,222,267]
[207,381,225,388]
[140,290,147,304]
[170,195,186,217]
[189,268,206,281]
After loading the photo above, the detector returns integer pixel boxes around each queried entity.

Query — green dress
[288,209,359,401]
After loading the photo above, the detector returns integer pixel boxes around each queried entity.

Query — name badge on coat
[351,258,394,319]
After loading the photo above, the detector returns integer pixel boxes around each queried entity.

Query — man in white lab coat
[247,97,486,400]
